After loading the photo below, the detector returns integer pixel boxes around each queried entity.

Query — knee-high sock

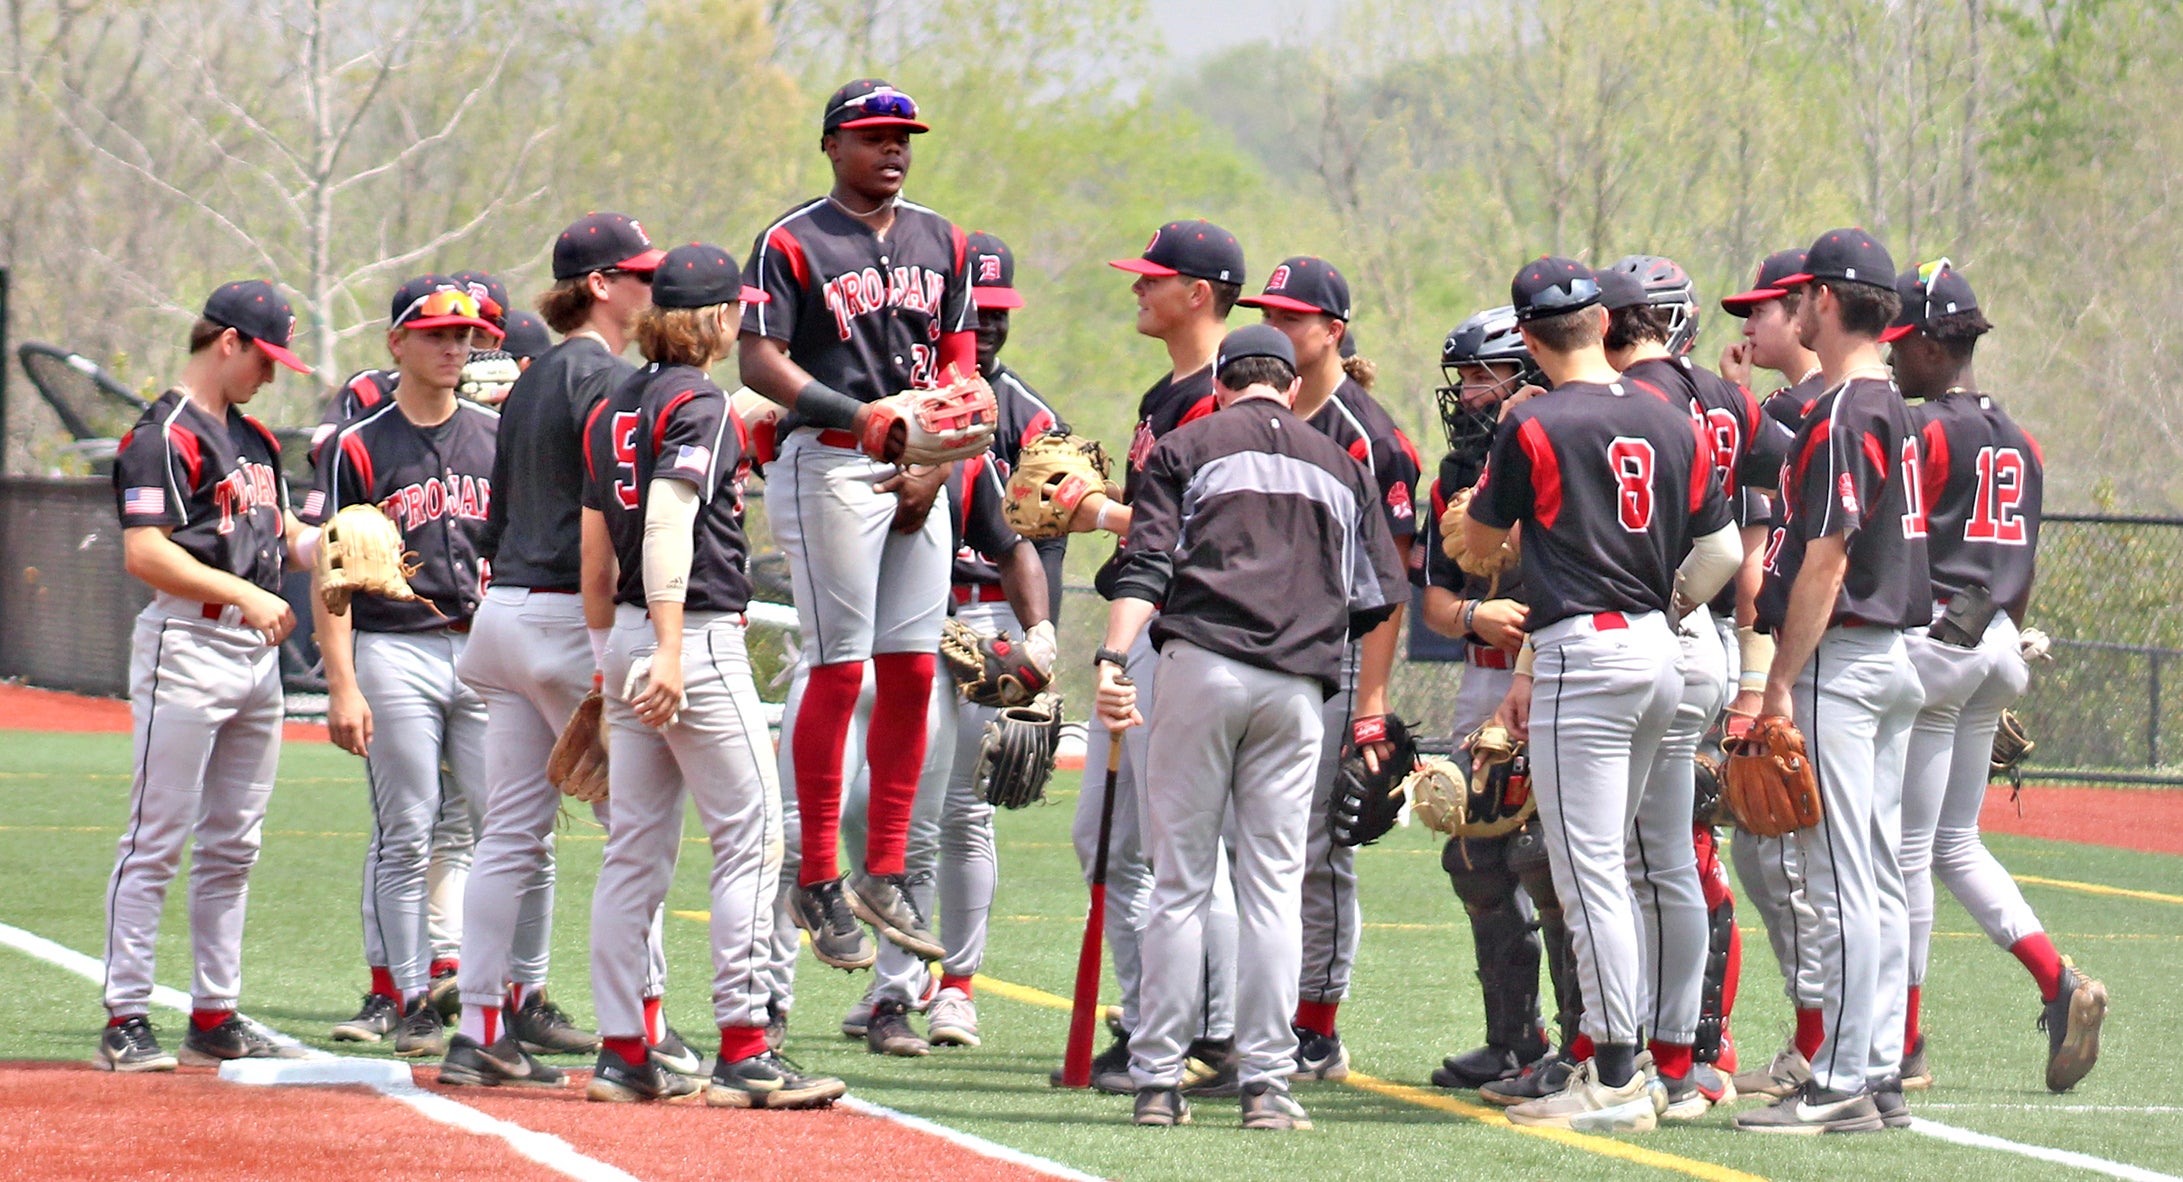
[793,662,864,887]
[864,652,936,878]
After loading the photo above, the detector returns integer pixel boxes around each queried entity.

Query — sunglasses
[394,287,485,328]
[832,88,918,121]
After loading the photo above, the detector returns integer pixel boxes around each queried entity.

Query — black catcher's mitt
[976,692,1063,809]
[1329,716,1420,848]
[941,617,1052,708]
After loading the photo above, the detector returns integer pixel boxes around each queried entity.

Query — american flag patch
[123,487,165,516]
[302,489,327,517]
[672,444,711,474]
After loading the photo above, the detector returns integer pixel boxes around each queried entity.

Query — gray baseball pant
[1718,610,1825,1011]
[1297,645,1361,1007]
[1629,608,1726,1046]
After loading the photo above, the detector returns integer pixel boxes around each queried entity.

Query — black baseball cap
[1510,256,1602,321]
[553,212,666,281]
[823,78,929,134]
[1721,248,1807,316]
[501,311,552,361]
[1779,228,1895,290]
[202,279,311,373]
[1215,323,1296,374]
[1110,219,1246,285]
[1881,259,1979,344]
[651,243,769,310]
[1239,255,1352,320]
[450,269,509,328]
[967,230,1023,310]
[1593,266,1649,312]
[390,274,504,339]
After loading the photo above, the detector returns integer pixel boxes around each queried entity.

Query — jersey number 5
[1609,437,1656,532]
[1964,446,2028,544]
[611,411,642,510]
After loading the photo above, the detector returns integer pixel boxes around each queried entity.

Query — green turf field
[3,728,2175,1181]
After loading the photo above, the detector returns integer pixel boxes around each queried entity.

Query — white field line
[1909,1117,2183,1182]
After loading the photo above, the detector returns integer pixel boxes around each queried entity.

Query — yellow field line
[2014,873,2183,906]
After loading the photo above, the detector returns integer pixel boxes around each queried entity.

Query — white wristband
[588,627,609,672]
[1095,500,1122,533]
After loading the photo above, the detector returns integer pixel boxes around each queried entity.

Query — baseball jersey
[1622,356,1765,615]
[989,362,1067,473]
[309,369,399,468]
[1416,453,1530,603]
[742,197,976,420]
[483,336,634,590]
[1756,376,1932,633]
[1746,373,1825,481]
[1470,380,1732,629]
[1096,365,1219,599]
[946,454,1026,590]
[1110,399,1407,695]
[1305,377,1422,540]
[1913,391,2044,621]
[304,400,499,631]
[581,364,755,614]
[113,389,290,592]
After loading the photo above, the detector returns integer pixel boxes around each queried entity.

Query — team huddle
[93,77,2107,1135]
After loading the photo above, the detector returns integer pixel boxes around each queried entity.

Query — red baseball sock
[719,1025,768,1064]
[643,996,664,1045]
[369,967,398,1002]
[602,1036,648,1068]
[1794,1007,1824,1061]
[863,652,936,878]
[940,974,975,997]
[191,1008,231,1032]
[508,983,529,1010]
[2011,933,2064,1001]
[107,1014,139,1029]
[1905,985,1922,1047]
[1294,1000,1339,1038]
[1648,1039,1694,1081]
[793,662,864,887]
[429,958,457,978]
[1568,1034,1595,1062]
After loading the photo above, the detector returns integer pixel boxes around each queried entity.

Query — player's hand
[1472,598,1529,652]
[1725,690,1762,730]
[328,686,373,757]
[629,649,687,729]
[238,587,298,647]
[1351,715,1395,775]
[1096,663,1141,731]
[1500,384,1546,418]
[1494,675,1532,742]
[1720,340,1754,387]
[1024,620,1058,674]
[879,463,947,535]
[1760,685,1793,720]
[1067,489,1110,534]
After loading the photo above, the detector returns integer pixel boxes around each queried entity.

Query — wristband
[1351,715,1388,747]
[1094,646,1129,670]
[794,379,864,431]
[588,627,609,671]
[1513,638,1536,679]
[1736,626,1775,693]
[1462,598,1480,637]
[1095,500,1123,533]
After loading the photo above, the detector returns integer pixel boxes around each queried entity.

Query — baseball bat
[1059,712,1128,1087]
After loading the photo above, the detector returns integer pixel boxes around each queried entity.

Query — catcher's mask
[1606,254,1700,356]
[1437,304,1542,462]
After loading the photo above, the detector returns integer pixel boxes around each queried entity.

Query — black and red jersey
[486,336,634,591]
[1097,364,1218,599]
[1912,391,2043,620]
[113,389,289,593]
[948,366,1063,590]
[1623,355,1766,615]
[742,197,976,416]
[988,363,1066,474]
[303,399,499,631]
[1471,379,1731,629]
[1305,377,1421,540]
[581,364,754,614]
[309,369,399,469]
[946,453,1025,590]
[1415,451,1529,604]
[1756,376,1932,632]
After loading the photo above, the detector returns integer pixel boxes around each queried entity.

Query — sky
[1149,0,1345,60]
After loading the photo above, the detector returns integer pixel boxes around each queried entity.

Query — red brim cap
[1238,293,1332,316]
[617,248,667,273]
[406,313,505,339]
[836,115,930,133]
[1720,286,1788,313]
[740,285,770,304]
[253,338,312,374]
[1775,272,1817,287]
[1109,257,1178,276]
[973,286,1024,310]
[1878,323,1916,344]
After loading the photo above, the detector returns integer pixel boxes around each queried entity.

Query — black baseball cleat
[1239,1081,1313,1130]
[1733,1080,1885,1134]
[330,993,401,1042]
[586,1051,702,1102]
[1872,1075,1912,1128]
[179,1015,309,1066]
[426,965,461,1020]
[846,872,945,960]
[1134,1086,1191,1127]
[511,989,599,1056]
[2042,959,2109,1093]
[97,1016,176,1073]
[439,1034,568,1089]
[393,996,449,1058]
[1434,1043,1529,1089]
[1292,1026,1349,1081]
[1479,1050,1575,1106]
[707,1051,846,1109]
[1899,1034,1932,1091]
[787,877,877,970]
[1051,1031,1134,1092]
[651,1025,706,1077]
[763,1005,789,1053]
[866,999,930,1057]
[1182,1037,1239,1097]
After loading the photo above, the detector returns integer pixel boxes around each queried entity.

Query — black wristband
[1094,646,1129,670]
[795,379,864,431]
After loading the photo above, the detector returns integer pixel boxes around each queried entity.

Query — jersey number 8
[1609,437,1657,533]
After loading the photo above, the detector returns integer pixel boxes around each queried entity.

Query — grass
[2,728,2178,1181]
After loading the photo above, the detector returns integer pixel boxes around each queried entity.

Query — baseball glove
[1329,715,1420,848]
[1721,714,1822,837]
[1004,432,1115,540]
[1439,486,1517,577]
[859,373,999,465]
[976,692,1062,809]
[457,349,520,405]
[316,503,427,616]
[546,689,608,804]
[1404,744,1537,839]
[1991,709,2034,779]
[939,617,1051,708]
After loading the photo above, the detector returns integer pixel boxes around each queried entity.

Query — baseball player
[1737,228,1929,1133]
[968,229,1070,622]
[1242,256,1419,1080]
[1049,219,1247,1094]
[306,276,504,1059]
[1467,257,1740,1133]
[1096,324,1406,1130]
[444,214,672,1087]
[1885,260,2106,1093]
[739,78,980,968]
[99,281,314,1071]
[502,311,553,367]
[575,243,844,1107]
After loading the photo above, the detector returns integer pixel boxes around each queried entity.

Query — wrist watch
[1094,647,1129,670]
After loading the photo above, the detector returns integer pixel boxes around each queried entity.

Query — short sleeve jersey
[947,454,1025,588]
[1913,391,2043,621]
[309,369,398,470]
[1416,452,1529,605]
[1305,377,1422,541]
[1471,380,1731,629]
[486,337,636,589]
[1096,364,1218,598]
[113,389,290,592]
[303,401,499,631]
[581,364,753,614]
[742,198,976,408]
[1756,376,1932,632]
[1623,356,1767,615]
[989,363,1068,473]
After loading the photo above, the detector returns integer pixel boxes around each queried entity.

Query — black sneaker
[97,1016,176,1073]
[651,1025,705,1077]
[846,872,945,960]
[788,878,877,970]
[2042,959,2108,1093]
[1479,1050,1574,1106]
[1733,1079,1885,1134]
[1182,1037,1239,1097]
[511,990,599,1056]
[1134,1085,1191,1126]
[427,965,461,1020]
[439,1034,567,1089]
[1239,1081,1313,1130]
[1051,1031,1134,1092]
[1292,1027,1349,1081]
[1872,1076,1912,1128]
[179,1015,307,1066]
[1434,1043,1527,1089]
[586,1050,702,1102]
[393,997,448,1058]
[866,999,930,1057]
[707,1051,846,1109]
[331,993,401,1042]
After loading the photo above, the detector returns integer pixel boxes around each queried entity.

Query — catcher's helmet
[1436,305,1542,460]
[1607,255,1700,356]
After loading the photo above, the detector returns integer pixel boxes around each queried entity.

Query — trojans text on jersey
[212,461,280,535]
[382,473,491,530]
[822,264,947,340]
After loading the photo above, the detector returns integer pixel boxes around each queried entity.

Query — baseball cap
[1239,255,1352,320]
[202,279,311,374]
[1778,228,1895,290]
[390,274,504,339]
[1721,248,1807,316]
[651,243,769,310]
[1593,266,1649,312]
[1215,323,1296,374]
[967,230,1023,310]
[450,269,509,329]
[1881,258,1979,344]
[823,78,929,134]
[1510,256,1602,321]
[1110,219,1246,285]
[553,212,666,280]
[501,311,552,361]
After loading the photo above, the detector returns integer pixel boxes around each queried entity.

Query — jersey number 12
[1964,445,2028,544]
